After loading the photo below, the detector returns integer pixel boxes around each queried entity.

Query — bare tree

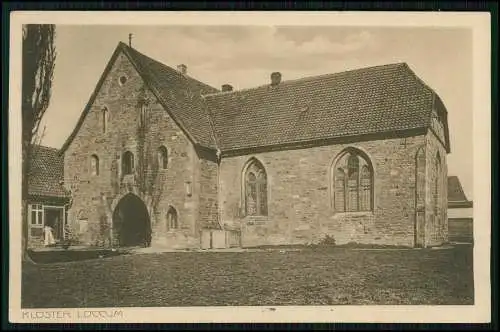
[22,25,56,261]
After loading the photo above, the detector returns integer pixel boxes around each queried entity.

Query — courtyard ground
[21,244,474,308]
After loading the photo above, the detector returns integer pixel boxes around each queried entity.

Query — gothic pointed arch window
[332,148,373,212]
[122,151,134,175]
[158,146,168,169]
[243,158,268,216]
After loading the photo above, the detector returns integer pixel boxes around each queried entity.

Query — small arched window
[102,107,109,133]
[90,154,99,176]
[333,148,373,212]
[243,158,268,216]
[139,103,149,127]
[158,146,168,169]
[166,207,178,230]
[122,151,134,175]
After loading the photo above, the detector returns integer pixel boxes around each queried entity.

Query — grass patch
[22,244,473,308]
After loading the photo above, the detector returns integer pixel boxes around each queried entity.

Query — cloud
[140,26,376,73]
[299,30,373,55]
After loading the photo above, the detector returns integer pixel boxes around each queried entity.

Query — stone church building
[59,41,450,249]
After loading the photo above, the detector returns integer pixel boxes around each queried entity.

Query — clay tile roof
[447,176,473,208]
[60,42,451,156]
[203,62,450,152]
[28,145,69,199]
[122,43,220,149]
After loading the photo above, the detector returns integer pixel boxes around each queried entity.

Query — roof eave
[218,127,428,157]
[28,193,71,203]
[448,200,473,209]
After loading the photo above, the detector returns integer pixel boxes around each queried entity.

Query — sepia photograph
[9,11,491,323]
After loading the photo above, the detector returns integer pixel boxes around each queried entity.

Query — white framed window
[30,204,44,226]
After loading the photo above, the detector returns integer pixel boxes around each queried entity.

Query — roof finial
[128,33,133,48]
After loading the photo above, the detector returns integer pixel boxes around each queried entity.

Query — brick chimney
[177,64,187,75]
[221,84,233,92]
[270,72,282,86]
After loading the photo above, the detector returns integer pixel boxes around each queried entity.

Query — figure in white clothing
[44,225,56,246]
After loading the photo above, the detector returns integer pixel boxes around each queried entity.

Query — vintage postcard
[8,11,491,324]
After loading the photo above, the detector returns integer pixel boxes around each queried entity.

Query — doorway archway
[112,193,151,247]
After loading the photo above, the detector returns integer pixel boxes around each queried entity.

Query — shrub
[317,234,336,246]
[308,234,336,248]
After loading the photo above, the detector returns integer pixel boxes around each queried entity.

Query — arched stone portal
[112,193,151,247]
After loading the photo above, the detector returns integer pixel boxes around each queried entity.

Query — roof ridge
[121,42,218,93]
[202,62,409,98]
[120,41,219,149]
[31,144,60,152]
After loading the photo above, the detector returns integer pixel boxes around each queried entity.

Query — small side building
[447,175,473,243]
[27,145,71,248]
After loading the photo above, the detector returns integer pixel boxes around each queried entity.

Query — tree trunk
[22,200,34,263]
[22,142,34,263]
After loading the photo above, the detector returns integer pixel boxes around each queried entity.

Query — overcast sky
[38,25,473,199]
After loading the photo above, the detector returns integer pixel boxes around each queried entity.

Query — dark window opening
[122,151,134,175]
[158,146,168,169]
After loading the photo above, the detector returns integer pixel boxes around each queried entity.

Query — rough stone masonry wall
[64,52,200,249]
[424,131,449,247]
[219,135,429,248]
[197,158,220,231]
